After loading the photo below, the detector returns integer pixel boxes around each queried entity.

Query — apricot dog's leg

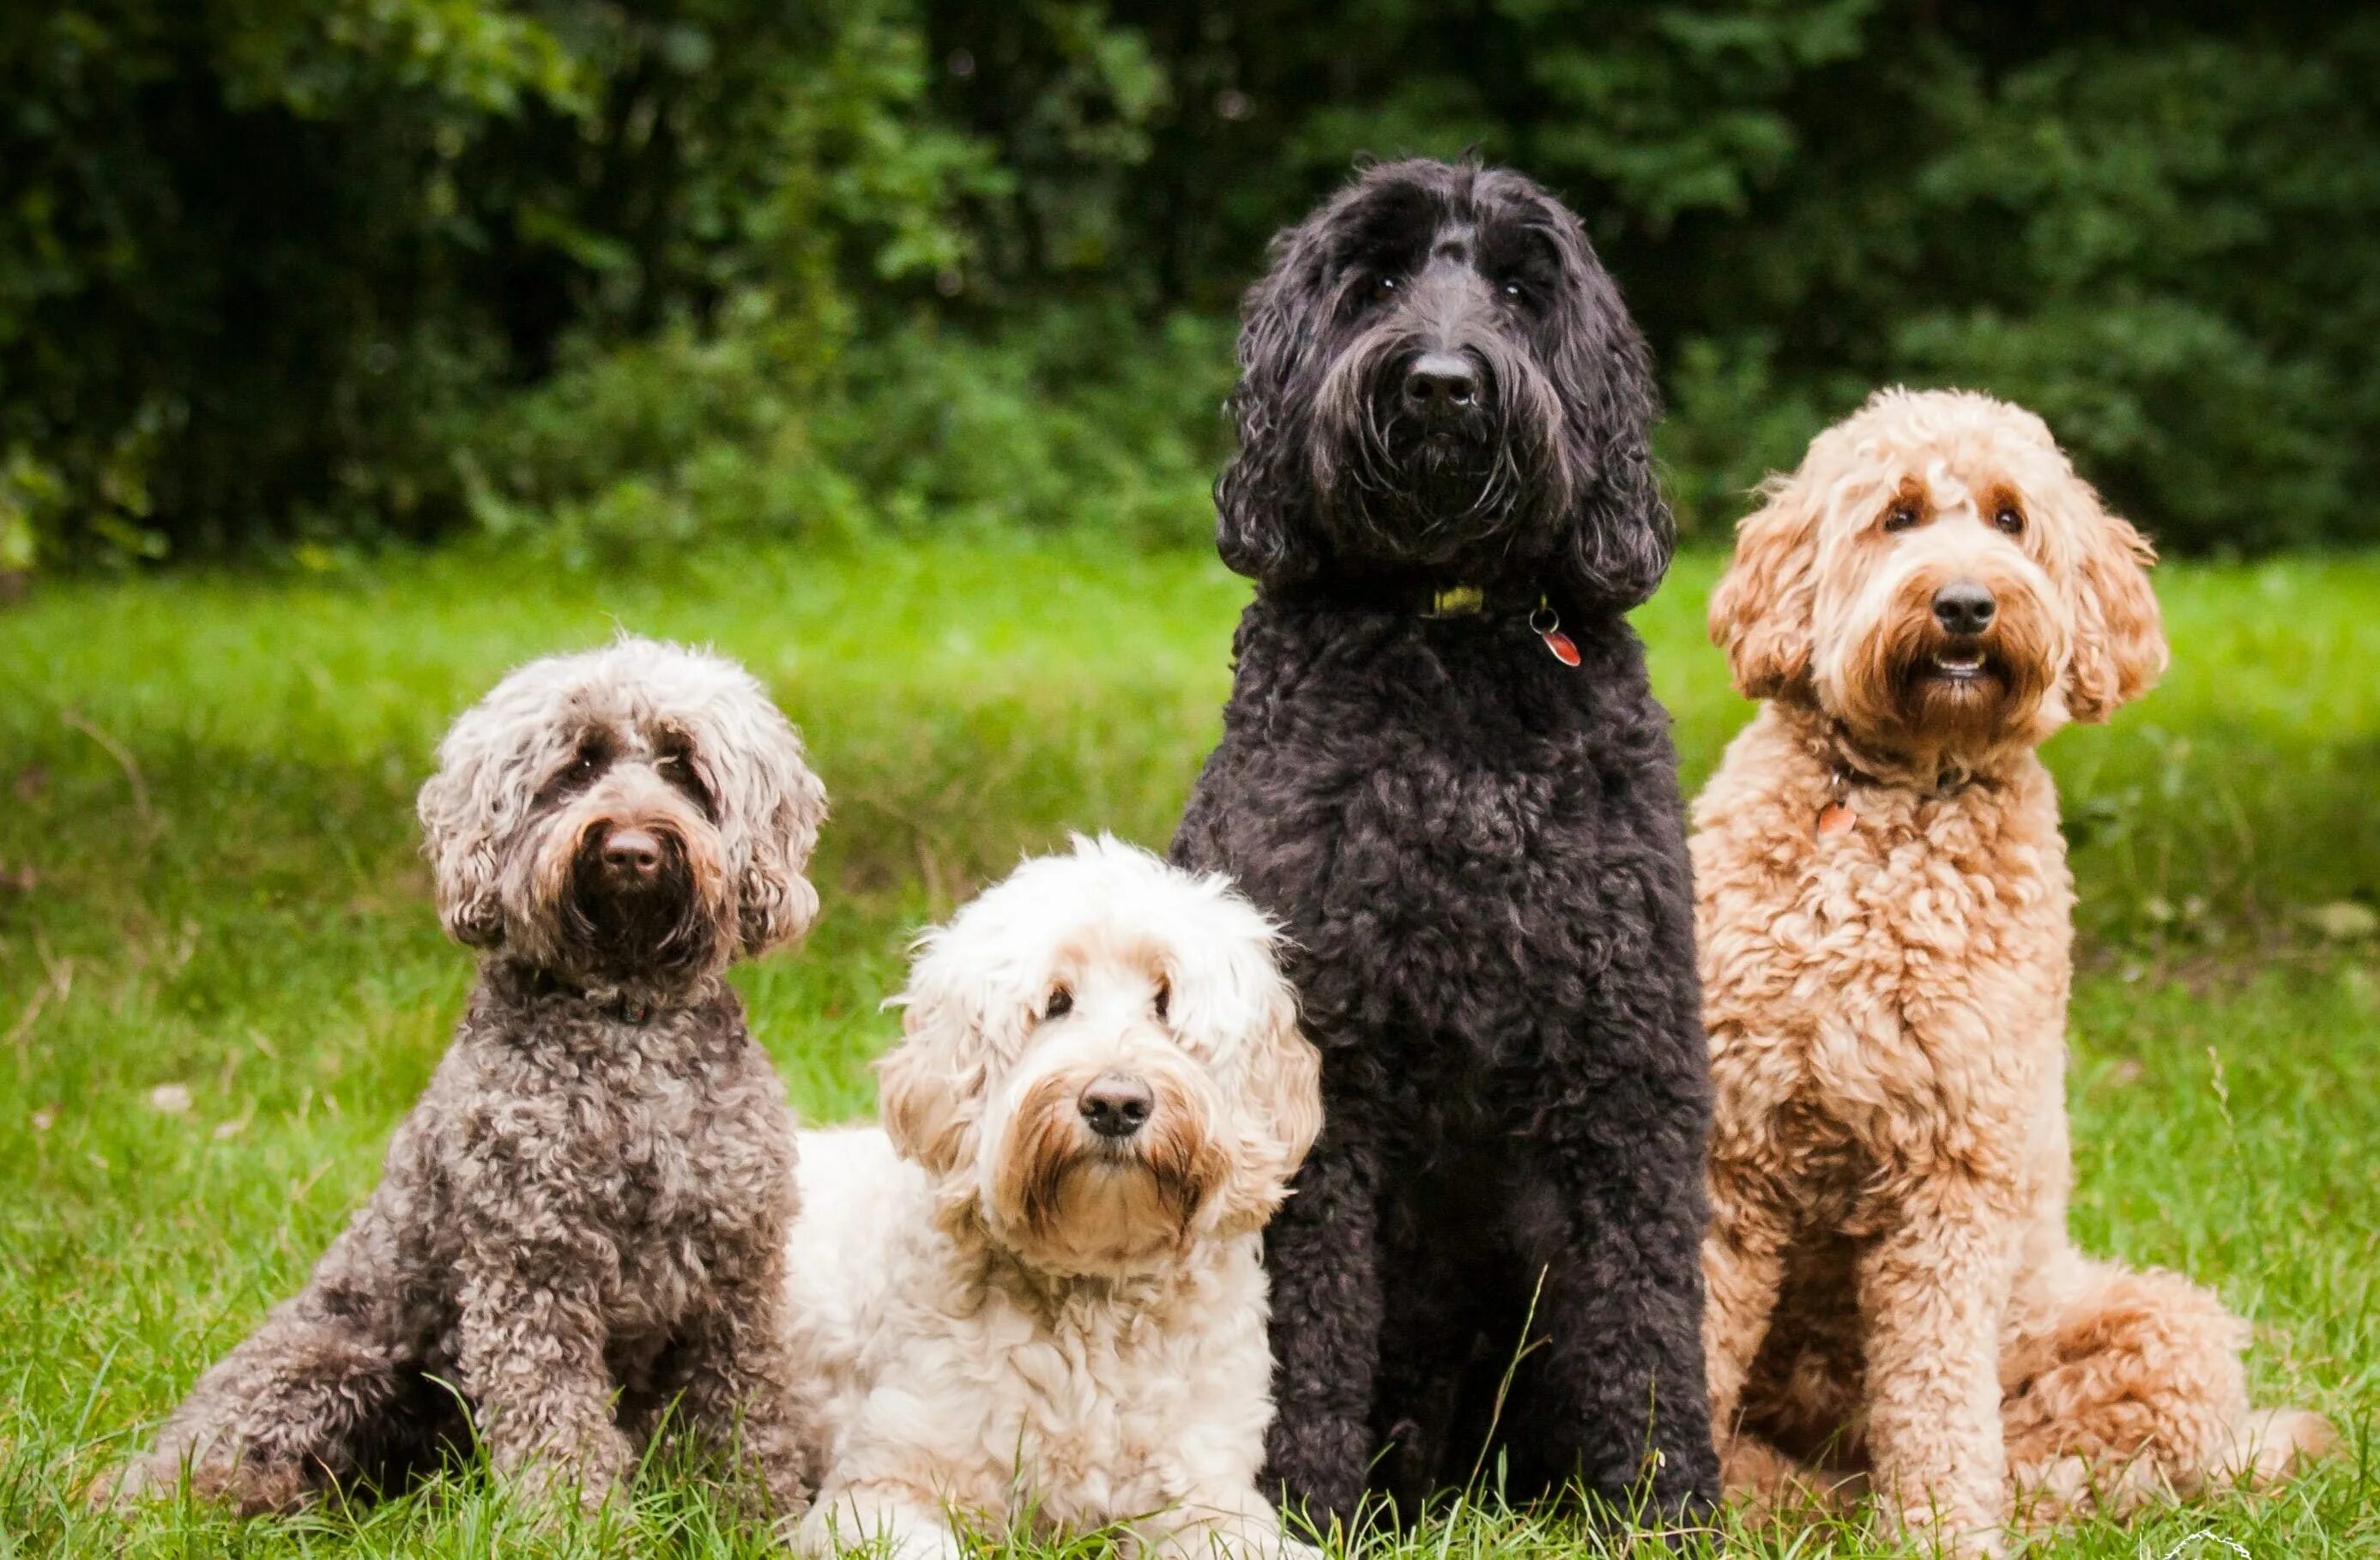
[1858,1187,2014,1557]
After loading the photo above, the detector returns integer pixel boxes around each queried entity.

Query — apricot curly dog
[1693,389,2331,1554]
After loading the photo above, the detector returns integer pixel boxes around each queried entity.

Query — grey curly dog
[121,636,827,1522]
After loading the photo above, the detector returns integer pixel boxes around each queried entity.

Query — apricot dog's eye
[1995,505,2026,536]
[1043,987,1073,1021]
[1884,503,1921,534]
[1152,980,1170,1020]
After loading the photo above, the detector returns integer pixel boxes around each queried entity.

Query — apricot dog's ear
[2065,497,2167,723]
[1709,472,1823,701]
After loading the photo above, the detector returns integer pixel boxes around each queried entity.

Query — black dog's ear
[1542,221,1675,614]
[1214,223,1328,589]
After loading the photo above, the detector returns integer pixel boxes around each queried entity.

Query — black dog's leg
[1261,1129,1383,1534]
[1501,1067,1720,1527]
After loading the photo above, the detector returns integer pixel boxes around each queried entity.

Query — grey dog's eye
[1501,281,1524,299]
[1375,275,1398,294]
[1044,987,1073,1021]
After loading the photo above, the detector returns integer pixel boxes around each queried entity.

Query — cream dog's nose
[1078,1073,1153,1140]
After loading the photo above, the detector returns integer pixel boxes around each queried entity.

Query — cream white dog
[784,837,1324,1560]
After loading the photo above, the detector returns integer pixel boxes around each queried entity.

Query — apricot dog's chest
[1704,787,2073,1168]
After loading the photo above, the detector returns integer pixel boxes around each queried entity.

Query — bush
[3,3,2374,565]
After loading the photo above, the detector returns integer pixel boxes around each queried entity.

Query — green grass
[0,539,2374,1557]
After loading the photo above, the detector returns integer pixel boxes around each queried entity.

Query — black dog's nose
[1931,581,1997,637]
[1404,353,1477,413]
[600,825,664,878]
[1078,1073,1154,1140]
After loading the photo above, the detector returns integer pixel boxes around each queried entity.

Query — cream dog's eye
[1995,505,2026,535]
[1044,987,1072,1021]
[1152,980,1170,1020]
[1884,502,1921,534]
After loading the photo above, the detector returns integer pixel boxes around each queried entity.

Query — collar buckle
[1422,584,1486,619]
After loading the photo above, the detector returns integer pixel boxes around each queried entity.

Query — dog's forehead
[1054,923,1172,983]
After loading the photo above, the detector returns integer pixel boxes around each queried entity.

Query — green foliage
[0,0,993,565]
[1,541,2373,1553]
[3,3,2376,565]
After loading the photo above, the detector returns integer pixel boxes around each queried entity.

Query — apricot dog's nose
[1078,1073,1154,1140]
[1931,580,1996,637]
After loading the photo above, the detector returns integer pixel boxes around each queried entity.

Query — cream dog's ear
[877,932,999,1230]
[1710,469,1824,701]
[2063,495,2167,723]
[1220,981,1322,1237]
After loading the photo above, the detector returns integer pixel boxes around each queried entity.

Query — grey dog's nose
[1404,353,1477,413]
[1931,580,1997,637]
[600,825,664,878]
[1078,1073,1154,1140]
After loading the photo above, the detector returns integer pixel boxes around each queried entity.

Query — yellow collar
[1421,584,1487,618]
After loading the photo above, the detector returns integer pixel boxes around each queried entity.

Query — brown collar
[1805,717,1998,837]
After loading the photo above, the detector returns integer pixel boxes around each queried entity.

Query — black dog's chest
[1201,621,1650,1045]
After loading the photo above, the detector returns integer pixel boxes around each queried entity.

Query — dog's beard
[1835,588,2059,752]
[987,1074,1227,1277]
[1308,336,1564,571]
[525,817,731,983]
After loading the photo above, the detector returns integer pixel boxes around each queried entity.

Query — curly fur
[1694,389,2333,1555]
[784,837,1322,1560]
[122,637,828,1522]
[1175,158,1719,1531]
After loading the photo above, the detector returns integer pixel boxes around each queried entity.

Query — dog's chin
[1887,639,2045,747]
[993,1144,1216,1279]
[560,850,719,981]
[1320,453,1533,573]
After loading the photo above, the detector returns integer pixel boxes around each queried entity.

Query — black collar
[508,964,662,1024]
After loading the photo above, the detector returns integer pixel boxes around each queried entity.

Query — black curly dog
[1174,159,1719,1531]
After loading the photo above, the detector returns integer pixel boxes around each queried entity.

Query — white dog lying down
[784,837,1324,1560]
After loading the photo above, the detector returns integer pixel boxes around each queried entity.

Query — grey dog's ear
[415,704,520,949]
[718,689,828,956]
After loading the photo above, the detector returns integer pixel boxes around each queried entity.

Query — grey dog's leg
[664,1272,813,1527]
[131,1287,416,1514]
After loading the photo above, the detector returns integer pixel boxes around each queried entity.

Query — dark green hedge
[3,2,2374,567]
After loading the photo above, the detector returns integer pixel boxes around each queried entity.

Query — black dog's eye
[1994,505,2026,536]
[1044,987,1073,1021]
[1884,502,1921,534]
[1152,980,1171,1020]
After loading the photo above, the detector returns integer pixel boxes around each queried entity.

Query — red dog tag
[1817,802,1856,837]
[1529,602,1580,667]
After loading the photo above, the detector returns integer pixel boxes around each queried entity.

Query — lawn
[1,540,2373,1557]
